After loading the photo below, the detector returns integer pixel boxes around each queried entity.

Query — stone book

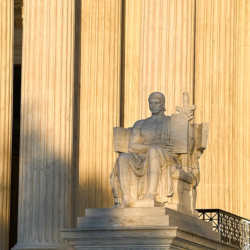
[113,127,132,153]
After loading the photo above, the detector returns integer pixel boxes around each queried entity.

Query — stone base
[12,243,59,250]
[61,208,236,250]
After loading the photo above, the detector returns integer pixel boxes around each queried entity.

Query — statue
[110,92,208,215]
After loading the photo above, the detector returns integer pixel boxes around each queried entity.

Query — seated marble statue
[111,92,208,214]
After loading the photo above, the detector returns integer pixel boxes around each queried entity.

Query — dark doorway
[9,64,21,249]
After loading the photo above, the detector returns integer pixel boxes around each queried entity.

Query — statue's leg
[144,147,161,199]
[192,187,197,210]
[167,163,175,197]
[110,165,121,206]
[116,153,133,206]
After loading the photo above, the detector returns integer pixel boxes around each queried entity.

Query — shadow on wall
[17,128,75,241]
[16,126,113,241]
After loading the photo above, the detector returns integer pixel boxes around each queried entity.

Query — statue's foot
[117,198,136,208]
[155,196,169,206]
[132,198,154,208]
[118,195,155,208]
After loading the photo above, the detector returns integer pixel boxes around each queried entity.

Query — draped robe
[111,115,180,205]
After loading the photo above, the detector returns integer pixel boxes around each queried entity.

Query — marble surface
[111,92,208,216]
[61,208,236,250]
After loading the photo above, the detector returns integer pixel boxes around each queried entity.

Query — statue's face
[149,97,163,114]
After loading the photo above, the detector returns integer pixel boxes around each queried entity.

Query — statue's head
[148,92,166,114]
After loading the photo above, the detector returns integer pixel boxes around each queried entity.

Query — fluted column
[195,0,250,219]
[0,1,13,250]
[14,0,75,249]
[124,0,196,127]
[236,0,250,219]
[78,0,122,214]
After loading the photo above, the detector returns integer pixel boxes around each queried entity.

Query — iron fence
[196,209,250,249]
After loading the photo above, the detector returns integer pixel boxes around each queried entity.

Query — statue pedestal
[60,208,236,250]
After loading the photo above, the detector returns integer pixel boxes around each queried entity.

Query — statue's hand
[150,142,174,151]
[176,104,196,121]
[184,108,195,121]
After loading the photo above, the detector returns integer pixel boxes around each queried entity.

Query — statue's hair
[148,92,166,111]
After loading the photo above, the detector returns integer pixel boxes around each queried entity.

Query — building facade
[0,0,250,249]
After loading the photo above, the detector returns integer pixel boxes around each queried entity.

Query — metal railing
[196,209,250,249]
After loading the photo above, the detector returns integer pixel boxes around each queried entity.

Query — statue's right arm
[128,120,150,154]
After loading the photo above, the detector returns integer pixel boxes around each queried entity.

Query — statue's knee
[148,146,159,157]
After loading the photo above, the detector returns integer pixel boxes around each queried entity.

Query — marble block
[60,208,236,250]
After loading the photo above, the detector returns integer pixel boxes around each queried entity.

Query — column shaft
[236,0,250,219]
[78,0,122,214]
[195,0,250,218]
[0,1,13,250]
[14,0,75,249]
[124,0,195,127]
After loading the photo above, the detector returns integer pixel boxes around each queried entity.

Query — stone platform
[60,208,236,250]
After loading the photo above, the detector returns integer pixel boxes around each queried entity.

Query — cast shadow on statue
[110,92,208,216]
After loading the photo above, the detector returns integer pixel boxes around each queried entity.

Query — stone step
[76,208,218,241]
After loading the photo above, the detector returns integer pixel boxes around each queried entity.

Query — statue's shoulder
[133,119,145,128]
